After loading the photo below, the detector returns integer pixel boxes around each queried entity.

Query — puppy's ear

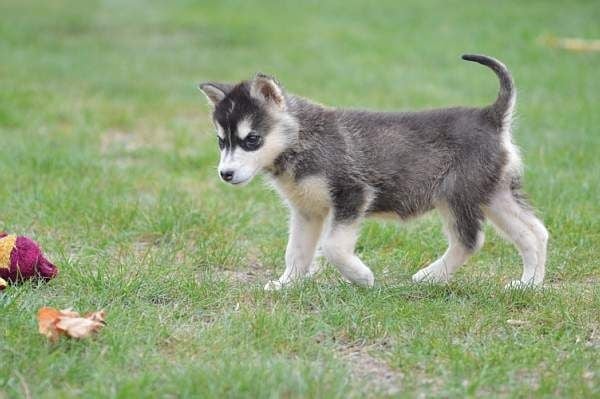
[198,82,234,106]
[250,73,285,110]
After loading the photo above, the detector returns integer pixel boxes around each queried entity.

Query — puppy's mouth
[227,175,254,186]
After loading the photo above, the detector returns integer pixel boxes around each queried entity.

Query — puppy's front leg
[322,219,374,287]
[264,209,324,290]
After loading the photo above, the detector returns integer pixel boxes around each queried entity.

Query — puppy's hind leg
[264,209,324,290]
[484,189,548,287]
[413,202,485,283]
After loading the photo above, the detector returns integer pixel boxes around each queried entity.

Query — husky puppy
[199,54,548,290]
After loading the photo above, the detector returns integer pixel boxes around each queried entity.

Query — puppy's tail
[461,54,515,128]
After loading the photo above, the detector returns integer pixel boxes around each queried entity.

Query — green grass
[1,0,599,397]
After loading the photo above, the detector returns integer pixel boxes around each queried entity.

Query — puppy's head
[199,74,296,186]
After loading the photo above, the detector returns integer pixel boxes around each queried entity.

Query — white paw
[264,280,284,291]
[412,265,451,284]
[342,269,375,287]
[361,271,375,287]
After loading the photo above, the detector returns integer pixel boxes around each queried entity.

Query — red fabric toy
[0,232,58,290]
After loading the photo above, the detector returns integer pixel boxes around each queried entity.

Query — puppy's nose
[220,170,234,182]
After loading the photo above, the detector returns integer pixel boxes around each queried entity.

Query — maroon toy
[0,232,58,290]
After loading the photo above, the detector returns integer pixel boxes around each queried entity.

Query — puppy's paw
[264,280,285,291]
[412,265,451,284]
[358,270,375,287]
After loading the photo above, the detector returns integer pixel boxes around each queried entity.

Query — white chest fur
[270,173,331,217]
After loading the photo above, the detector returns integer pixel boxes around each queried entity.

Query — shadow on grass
[272,278,553,311]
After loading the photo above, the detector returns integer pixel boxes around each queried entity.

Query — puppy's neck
[265,147,298,178]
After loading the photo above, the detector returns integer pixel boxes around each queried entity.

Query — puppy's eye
[244,134,262,149]
[217,137,225,149]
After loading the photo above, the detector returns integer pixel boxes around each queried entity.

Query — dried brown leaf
[55,317,104,339]
[59,308,81,318]
[37,307,62,342]
[85,310,107,324]
[539,35,600,52]
[37,306,107,341]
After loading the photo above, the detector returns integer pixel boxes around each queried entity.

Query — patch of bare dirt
[132,233,162,256]
[512,368,541,391]
[221,269,262,284]
[545,277,599,290]
[585,326,600,349]
[219,251,269,284]
[335,339,403,396]
[582,370,597,390]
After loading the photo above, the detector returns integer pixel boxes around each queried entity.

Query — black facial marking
[212,82,270,153]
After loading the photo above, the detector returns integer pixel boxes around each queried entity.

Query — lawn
[1,0,599,397]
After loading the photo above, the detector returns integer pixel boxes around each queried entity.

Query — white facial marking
[236,118,253,140]
[218,147,260,186]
